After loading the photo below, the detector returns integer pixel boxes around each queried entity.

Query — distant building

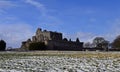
[21,28,83,51]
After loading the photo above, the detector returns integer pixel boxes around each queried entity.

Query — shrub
[29,42,46,50]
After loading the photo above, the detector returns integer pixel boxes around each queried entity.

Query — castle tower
[36,28,42,36]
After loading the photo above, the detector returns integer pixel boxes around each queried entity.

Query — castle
[21,28,83,51]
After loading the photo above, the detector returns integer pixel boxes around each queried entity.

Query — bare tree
[112,35,120,48]
[92,37,109,50]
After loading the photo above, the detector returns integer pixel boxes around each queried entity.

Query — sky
[0,0,120,48]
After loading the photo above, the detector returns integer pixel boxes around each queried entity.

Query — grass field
[0,51,120,72]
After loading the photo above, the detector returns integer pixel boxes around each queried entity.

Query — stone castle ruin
[21,28,83,51]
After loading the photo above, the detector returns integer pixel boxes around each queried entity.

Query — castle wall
[36,32,50,42]
[46,40,83,51]
[34,28,62,42]
[21,28,84,51]
[50,32,62,40]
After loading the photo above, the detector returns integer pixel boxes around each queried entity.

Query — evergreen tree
[76,38,80,43]
[63,38,68,41]
[69,39,72,41]
[0,40,6,51]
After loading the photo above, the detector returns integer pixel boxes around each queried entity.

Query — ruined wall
[46,40,83,51]
[50,32,62,41]
[35,28,51,42]
[21,28,83,51]
[21,39,32,50]
[32,28,62,42]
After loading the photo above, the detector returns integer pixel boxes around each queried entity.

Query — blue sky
[0,0,120,48]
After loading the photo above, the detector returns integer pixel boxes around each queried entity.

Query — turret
[36,28,42,35]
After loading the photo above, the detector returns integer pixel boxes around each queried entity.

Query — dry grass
[0,51,120,58]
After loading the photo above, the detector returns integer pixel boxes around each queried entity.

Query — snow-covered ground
[0,51,120,72]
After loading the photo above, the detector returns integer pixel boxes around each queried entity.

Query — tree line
[84,35,120,49]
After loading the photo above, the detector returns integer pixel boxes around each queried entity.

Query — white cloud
[64,18,120,44]
[75,32,96,42]
[104,19,120,42]
[64,31,119,44]
[0,0,16,14]
[24,0,63,30]
[0,0,15,8]
[25,0,46,15]
[0,1,34,48]
[0,23,34,48]
[64,32,96,43]
[25,0,45,8]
